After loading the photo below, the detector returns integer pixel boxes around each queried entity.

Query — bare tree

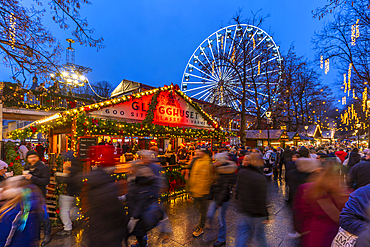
[0,0,103,85]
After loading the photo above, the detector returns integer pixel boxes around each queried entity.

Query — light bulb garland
[9,13,16,49]
[351,19,360,46]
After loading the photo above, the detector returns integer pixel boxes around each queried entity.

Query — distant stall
[245,129,289,148]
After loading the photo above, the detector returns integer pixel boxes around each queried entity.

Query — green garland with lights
[76,112,230,140]
[142,89,160,125]
[51,155,65,227]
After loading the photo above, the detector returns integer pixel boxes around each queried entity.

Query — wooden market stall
[245,129,289,148]
[11,85,230,164]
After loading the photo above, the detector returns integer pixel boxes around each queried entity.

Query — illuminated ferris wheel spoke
[196,58,219,81]
[248,35,267,56]
[186,73,217,82]
[183,83,214,93]
[199,45,219,80]
[191,64,219,81]
[192,86,216,98]
[199,90,213,100]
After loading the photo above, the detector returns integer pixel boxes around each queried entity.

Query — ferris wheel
[181,24,283,116]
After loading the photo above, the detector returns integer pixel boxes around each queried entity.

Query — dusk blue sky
[1,0,338,94]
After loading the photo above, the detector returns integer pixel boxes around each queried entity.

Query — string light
[320,55,323,69]
[252,36,256,49]
[9,13,16,49]
[342,96,346,105]
[344,74,347,93]
[362,87,367,112]
[257,60,261,75]
[325,58,330,74]
[348,63,352,97]
[351,19,360,46]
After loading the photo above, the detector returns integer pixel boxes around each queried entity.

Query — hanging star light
[351,19,360,46]
[325,58,330,74]
[9,13,16,49]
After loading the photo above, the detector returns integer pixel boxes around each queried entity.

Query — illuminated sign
[89,91,212,128]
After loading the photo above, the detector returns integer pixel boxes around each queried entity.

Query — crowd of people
[1,141,370,246]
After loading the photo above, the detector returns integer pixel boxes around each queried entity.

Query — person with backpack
[263,146,275,176]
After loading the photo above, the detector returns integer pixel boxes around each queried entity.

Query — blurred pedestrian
[348,152,370,190]
[18,141,28,162]
[0,161,8,183]
[347,148,361,171]
[125,150,167,247]
[274,147,283,179]
[0,176,40,247]
[335,148,347,164]
[56,151,83,236]
[188,148,213,237]
[24,150,51,246]
[84,145,125,247]
[206,152,237,247]
[235,153,270,247]
[331,183,370,246]
[293,162,349,247]
[35,143,45,160]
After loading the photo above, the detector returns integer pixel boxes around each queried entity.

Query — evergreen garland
[142,89,160,125]
[4,142,23,175]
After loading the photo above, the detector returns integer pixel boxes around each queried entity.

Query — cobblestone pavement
[45,177,299,247]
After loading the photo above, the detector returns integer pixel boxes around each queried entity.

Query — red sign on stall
[89,91,212,128]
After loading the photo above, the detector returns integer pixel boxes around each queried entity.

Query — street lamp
[356,123,362,148]
[266,111,272,147]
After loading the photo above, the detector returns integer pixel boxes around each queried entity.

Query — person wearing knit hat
[24,150,51,246]
[0,160,8,183]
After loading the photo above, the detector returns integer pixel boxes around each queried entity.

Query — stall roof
[23,84,222,130]
[287,131,298,140]
[298,134,315,140]
[297,125,322,138]
[322,130,334,139]
[245,129,285,140]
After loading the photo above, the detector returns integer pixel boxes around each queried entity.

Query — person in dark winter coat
[348,152,370,190]
[339,183,370,236]
[235,153,270,247]
[24,151,50,198]
[274,147,284,179]
[124,151,167,247]
[282,146,293,164]
[206,152,237,247]
[347,148,361,171]
[85,168,126,247]
[24,150,51,246]
[287,147,320,205]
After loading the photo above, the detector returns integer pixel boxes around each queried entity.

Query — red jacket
[335,151,347,163]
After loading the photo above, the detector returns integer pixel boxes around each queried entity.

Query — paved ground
[45,177,299,247]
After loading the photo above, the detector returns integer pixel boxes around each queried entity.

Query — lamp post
[266,111,272,147]
[356,123,362,148]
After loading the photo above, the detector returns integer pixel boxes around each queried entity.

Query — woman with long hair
[293,161,350,247]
